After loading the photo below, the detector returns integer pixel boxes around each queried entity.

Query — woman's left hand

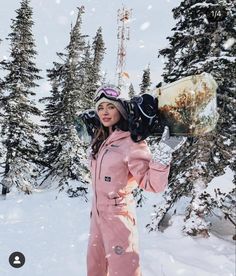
[151,126,187,165]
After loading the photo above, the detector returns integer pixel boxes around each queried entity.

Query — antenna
[116,6,132,88]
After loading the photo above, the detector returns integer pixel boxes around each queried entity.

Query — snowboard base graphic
[151,72,219,136]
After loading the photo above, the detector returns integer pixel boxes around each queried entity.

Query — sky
[0,0,181,98]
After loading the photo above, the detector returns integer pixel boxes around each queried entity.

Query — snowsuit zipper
[95,142,109,216]
[98,148,109,180]
[94,159,99,216]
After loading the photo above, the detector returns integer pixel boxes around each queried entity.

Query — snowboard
[151,72,219,136]
[74,72,219,142]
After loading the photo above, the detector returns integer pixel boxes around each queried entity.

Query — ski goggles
[94,87,121,102]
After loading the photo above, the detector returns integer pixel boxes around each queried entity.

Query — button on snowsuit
[87,130,170,276]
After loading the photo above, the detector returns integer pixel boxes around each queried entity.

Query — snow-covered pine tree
[149,0,236,237]
[67,26,105,111]
[39,61,65,167]
[0,44,4,179]
[39,7,91,198]
[139,64,152,95]
[80,26,105,109]
[128,83,135,99]
[0,37,3,112]
[91,27,106,90]
[0,0,42,195]
[78,42,94,110]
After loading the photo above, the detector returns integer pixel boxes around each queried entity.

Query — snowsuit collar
[104,129,130,145]
[97,129,130,156]
[106,129,130,144]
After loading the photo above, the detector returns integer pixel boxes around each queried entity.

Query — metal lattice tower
[116,6,132,88]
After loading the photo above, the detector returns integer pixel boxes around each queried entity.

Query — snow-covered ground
[0,181,235,276]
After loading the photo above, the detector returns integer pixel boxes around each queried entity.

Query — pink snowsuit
[87,129,170,276]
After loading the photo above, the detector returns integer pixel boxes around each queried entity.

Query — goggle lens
[95,87,120,101]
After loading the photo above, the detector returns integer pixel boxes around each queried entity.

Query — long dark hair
[91,116,129,159]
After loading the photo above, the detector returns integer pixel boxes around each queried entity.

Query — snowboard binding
[124,94,162,142]
[74,109,101,142]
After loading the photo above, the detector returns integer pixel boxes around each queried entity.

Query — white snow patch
[147,5,152,10]
[190,2,217,9]
[70,10,75,16]
[140,22,150,31]
[55,0,60,4]
[213,156,220,163]
[204,18,209,24]
[205,166,234,197]
[223,38,235,50]
[0,173,235,276]
[138,214,235,276]
[223,139,231,146]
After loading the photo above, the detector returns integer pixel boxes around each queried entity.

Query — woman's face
[97,102,121,128]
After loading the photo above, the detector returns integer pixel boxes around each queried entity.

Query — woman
[86,84,186,276]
